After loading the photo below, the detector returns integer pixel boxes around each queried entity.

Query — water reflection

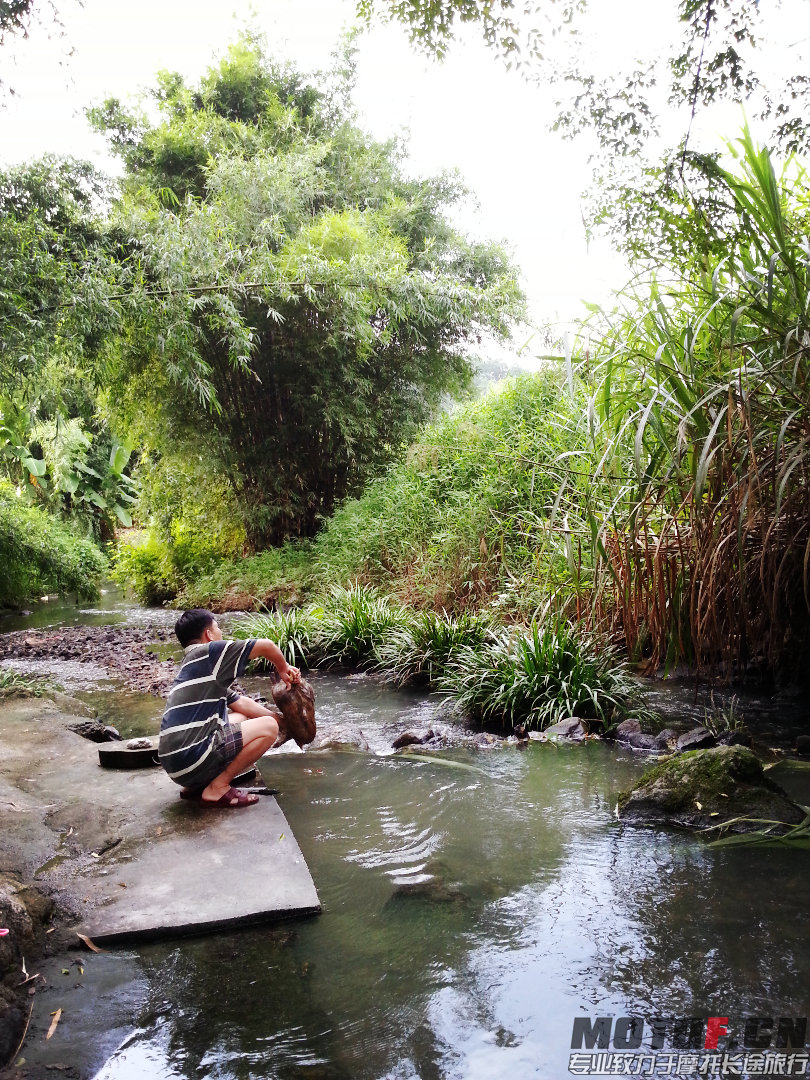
[16,678,810,1079]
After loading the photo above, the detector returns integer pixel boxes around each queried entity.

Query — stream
[2,590,809,1080]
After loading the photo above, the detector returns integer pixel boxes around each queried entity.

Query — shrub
[438,621,648,731]
[231,606,322,669]
[111,530,177,606]
[0,482,106,608]
[374,609,499,688]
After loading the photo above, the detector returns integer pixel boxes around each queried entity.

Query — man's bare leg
[200,712,280,806]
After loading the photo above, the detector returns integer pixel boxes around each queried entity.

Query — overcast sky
[1,0,804,346]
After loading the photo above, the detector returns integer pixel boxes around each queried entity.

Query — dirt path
[0,624,178,696]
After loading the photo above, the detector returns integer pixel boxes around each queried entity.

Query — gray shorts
[173,719,243,790]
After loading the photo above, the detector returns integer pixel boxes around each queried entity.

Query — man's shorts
[169,718,243,790]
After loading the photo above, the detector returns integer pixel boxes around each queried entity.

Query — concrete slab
[0,696,321,945]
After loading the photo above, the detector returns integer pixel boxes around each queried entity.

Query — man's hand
[277,663,301,689]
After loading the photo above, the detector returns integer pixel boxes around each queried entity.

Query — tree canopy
[90,37,524,548]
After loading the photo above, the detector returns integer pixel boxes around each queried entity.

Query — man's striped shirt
[159,638,256,782]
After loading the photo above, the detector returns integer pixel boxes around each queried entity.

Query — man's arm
[248,639,300,687]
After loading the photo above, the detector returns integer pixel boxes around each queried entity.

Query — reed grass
[576,127,810,680]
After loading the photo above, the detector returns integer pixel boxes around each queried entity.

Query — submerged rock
[626,732,660,752]
[617,744,806,833]
[392,729,435,750]
[310,724,370,752]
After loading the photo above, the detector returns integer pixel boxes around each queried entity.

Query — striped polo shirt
[159,638,256,782]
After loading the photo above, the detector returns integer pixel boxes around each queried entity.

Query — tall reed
[578,127,810,680]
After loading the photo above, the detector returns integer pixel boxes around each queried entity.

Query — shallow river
[4,591,809,1080]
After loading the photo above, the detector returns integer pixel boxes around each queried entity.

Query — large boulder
[617,745,807,833]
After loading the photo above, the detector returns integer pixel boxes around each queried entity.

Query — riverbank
[0,624,178,697]
[0,689,320,1073]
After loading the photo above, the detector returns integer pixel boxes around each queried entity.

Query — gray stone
[613,719,642,743]
[68,719,122,743]
[655,728,679,749]
[311,724,370,752]
[543,717,588,741]
[618,744,806,833]
[392,730,434,750]
[626,733,661,752]
[0,697,321,947]
[717,731,752,747]
[675,726,717,752]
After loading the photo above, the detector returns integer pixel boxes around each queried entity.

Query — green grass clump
[231,606,322,669]
[0,667,54,697]
[374,609,498,688]
[312,584,408,668]
[232,584,409,670]
[438,621,646,731]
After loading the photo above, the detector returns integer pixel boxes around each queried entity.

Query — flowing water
[3,592,809,1080]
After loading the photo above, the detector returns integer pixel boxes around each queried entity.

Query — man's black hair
[175,608,216,647]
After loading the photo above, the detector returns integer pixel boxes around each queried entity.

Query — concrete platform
[0,696,321,945]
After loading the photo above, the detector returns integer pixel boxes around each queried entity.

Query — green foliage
[313,584,409,667]
[309,366,597,612]
[167,367,597,615]
[576,129,810,679]
[0,666,54,697]
[0,157,118,388]
[231,606,323,669]
[92,35,524,548]
[0,481,106,608]
[111,530,177,606]
[357,0,549,64]
[374,608,498,687]
[437,621,646,730]
[227,581,646,731]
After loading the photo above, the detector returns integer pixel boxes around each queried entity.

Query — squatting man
[159,608,300,808]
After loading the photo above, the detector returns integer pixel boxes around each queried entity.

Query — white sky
[0,0,805,346]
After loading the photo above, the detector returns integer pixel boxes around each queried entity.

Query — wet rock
[717,731,752,748]
[613,719,642,744]
[796,735,810,756]
[626,732,661,752]
[470,732,502,748]
[271,678,316,747]
[618,744,806,833]
[68,719,122,743]
[655,728,679,750]
[392,729,434,750]
[543,717,588,741]
[675,726,717,752]
[0,873,54,1068]
[311,725,370,752]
